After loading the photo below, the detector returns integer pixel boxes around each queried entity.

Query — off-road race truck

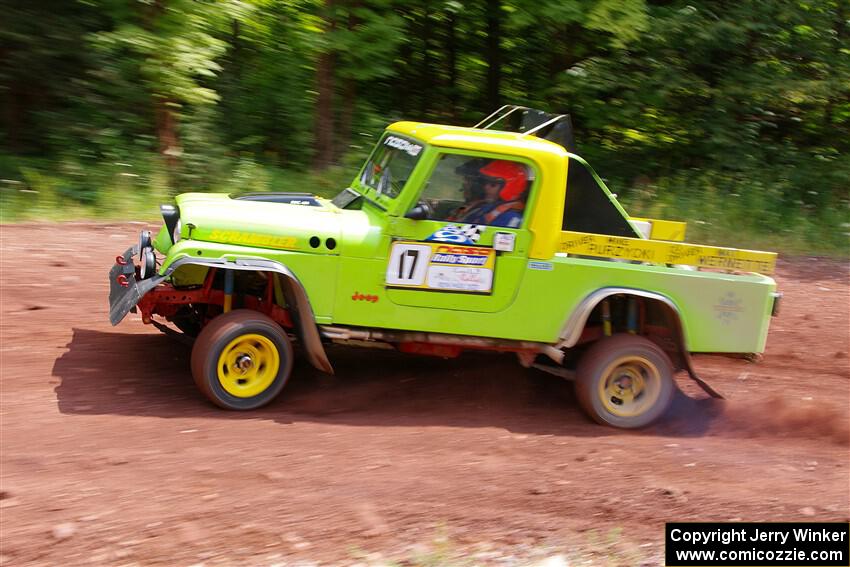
[108,106,781,428]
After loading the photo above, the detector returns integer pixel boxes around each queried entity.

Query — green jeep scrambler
[109,106,780,428]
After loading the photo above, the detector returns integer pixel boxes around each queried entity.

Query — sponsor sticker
[528,261,553,271]
[386,241,495,293]
[208,230,297,250]
[714,291,743,324]
[558,231,777,274]
[427,265,493,292]
[425,224,485,245]
[383,135,423,157]
[493,232,516,252]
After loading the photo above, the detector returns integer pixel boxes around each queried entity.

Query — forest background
[1,0,848,254]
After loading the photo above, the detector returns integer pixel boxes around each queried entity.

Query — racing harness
[483,200,525,224]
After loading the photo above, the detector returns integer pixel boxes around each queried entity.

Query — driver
[447,158,489,221]
[457,160,529,228]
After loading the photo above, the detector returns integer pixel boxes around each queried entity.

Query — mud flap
[684,366,725,399]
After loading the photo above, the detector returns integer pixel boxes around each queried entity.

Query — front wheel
[575,334,675,428]
[191,309,293,410]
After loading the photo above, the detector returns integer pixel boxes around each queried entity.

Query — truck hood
[175,192,343,253]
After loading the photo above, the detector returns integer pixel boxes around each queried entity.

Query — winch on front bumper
[108,241,166,326]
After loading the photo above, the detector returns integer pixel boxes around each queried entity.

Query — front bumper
[108,246,165,325]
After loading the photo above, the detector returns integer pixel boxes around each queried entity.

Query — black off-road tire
[575,334,675,429]
[191,309,293,410]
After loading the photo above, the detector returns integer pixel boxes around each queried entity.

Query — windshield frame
[349,132,425,210]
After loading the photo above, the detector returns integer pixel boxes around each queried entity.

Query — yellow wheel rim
[597,355,662,418]
[216,333,280,398]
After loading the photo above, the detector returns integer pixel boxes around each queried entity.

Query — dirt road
[1,223,848,566]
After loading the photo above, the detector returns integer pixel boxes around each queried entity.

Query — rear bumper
[771,291,782,317]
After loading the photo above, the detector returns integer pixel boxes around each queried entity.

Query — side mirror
[405,202,432,221]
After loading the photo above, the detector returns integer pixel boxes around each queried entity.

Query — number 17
[398,249,420,280]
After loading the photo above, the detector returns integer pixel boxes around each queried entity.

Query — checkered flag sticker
[458,224,485,243]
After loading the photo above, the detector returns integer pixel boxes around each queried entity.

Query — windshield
[356,134,423,200]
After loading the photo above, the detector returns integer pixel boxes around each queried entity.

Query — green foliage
[0,0,847,255]
[585,0,648,48]
[558,2,849,186]
[620,169,850,255]
[332,0,405,82]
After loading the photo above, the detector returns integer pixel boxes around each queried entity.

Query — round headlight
[140,248,156,279]
[160,203,180,244]
[172,220,182,243]
[138,230,152,258]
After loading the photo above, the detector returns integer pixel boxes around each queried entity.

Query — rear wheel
[575,334,675,428]
[191,310,293,410]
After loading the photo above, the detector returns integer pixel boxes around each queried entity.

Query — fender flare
[557,287,723,399]
[163,256,334,375]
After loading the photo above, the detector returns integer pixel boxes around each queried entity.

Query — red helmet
[478,160,529,201]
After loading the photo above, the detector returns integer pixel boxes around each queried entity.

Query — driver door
[383,152,535,314]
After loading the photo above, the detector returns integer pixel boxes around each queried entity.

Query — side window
[416,154,533,229]
[562,158,637,237]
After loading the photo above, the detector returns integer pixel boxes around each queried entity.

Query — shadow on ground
[52,328,724,437]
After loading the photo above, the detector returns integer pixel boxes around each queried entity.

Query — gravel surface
[1,223,848,566]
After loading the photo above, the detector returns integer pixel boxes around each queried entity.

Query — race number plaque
[386,241,496,294]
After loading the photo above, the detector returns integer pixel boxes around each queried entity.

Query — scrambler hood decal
[176,192,341,253]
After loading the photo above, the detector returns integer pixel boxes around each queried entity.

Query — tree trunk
[313,0,336,170]
[155,98,180,169]
[146,0,181,172]
[3,84,22,153]
[419,0,433,115]
[485,0,501,110]
[397,34,414,116]
[337,77,356,159]
[446,11,458,117]
[231,19,242,80]
[336,4,358,160]
[314,50,336,170]
[823,1,846,130]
